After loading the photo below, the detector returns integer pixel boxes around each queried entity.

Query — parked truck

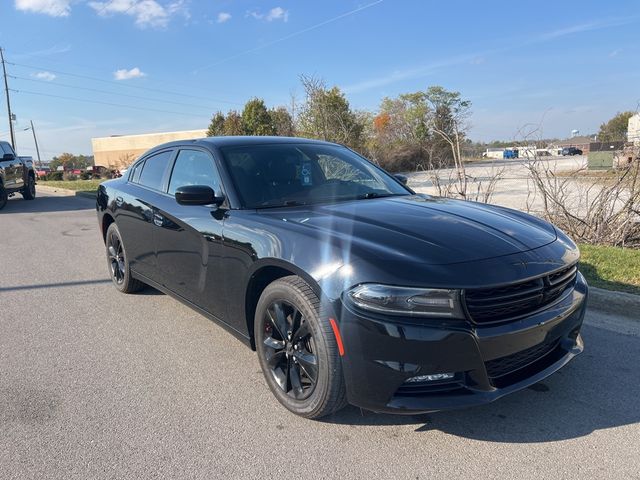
[0,140,36,210]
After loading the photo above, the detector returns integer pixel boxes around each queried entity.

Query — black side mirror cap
[394,174,408,185]
[175,185,224,206]
[2,153,15,161]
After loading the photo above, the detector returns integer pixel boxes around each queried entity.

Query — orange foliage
[373,112,390,133]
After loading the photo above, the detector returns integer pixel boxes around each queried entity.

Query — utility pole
[30,120,42,165]
[0,47,16,149]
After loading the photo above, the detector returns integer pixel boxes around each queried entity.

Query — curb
[588,287,640,321]
[37,184,75,196]
[37,184,96,199]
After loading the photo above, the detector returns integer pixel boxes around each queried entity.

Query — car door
[116,149,174,283]
[153,148,227,321]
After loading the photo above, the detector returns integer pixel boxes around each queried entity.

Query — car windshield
[220,143,410,208]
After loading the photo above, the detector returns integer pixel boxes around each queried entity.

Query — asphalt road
[1,191,639,480]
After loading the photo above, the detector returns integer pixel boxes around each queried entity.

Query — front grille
[485,340,559,379]
[464,264,577,324]
[395,379,464,397]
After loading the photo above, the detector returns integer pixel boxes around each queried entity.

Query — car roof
[151,136,340,150]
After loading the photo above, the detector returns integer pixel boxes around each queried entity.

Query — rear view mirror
[2,153,15,162]
[175,185,223,206]
[394,174,408,185]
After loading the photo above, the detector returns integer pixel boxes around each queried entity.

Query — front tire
[0,183,7,210]
[255,276,347,419]
[22,174,36,200]
[105,222,145,293]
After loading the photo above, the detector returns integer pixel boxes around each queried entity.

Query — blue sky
[1,0,639,158]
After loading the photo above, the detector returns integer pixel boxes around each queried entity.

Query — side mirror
[394,174,408,185]
[2,153,15,162]
[175,185,223,206]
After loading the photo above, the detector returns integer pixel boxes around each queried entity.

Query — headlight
[346,284,465,318]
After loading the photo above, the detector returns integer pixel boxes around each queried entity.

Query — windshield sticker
[301,162,313,186]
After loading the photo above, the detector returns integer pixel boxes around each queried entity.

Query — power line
[10,75,216,112]
[9,61,243,106]
[193,0,385,73]
[11,88,211,118]
[1,48,16,148]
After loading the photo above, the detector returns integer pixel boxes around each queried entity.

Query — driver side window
[168,149,221,195]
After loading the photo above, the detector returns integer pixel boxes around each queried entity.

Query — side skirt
[131,270,253,349]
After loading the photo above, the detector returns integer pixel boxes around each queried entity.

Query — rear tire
[22,174,36,200]
[255,276,347,419]
[105,222,145,293]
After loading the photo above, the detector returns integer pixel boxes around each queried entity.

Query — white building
[628,113,640,145]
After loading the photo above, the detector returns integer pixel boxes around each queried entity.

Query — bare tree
[424,87,472,199]
[520,122,640,247]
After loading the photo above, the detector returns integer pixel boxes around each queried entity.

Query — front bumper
[337,272,588,414]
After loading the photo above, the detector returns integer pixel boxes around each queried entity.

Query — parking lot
[1,190,639,479]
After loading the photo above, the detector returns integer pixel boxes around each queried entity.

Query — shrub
[46,171,63,181]
[370,144,429,173]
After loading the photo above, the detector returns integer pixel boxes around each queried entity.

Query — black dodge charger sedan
[96,136,587,419]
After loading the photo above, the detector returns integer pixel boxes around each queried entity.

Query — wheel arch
[101,213,115,243]
[244,259,323,350]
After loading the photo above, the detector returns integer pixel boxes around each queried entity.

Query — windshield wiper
[358,192,401,200]
[257,200,307,209]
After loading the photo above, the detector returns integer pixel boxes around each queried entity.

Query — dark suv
[562,147,583,156]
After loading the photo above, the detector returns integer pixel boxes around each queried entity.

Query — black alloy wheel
[108,230,126,286]
[255,276,346,419]
[104,223,144,293]
[263,299,318,400]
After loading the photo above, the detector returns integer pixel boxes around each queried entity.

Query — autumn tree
[241,98,275,136]
[598,111,634,142]
[378,92,431,145]
[207,111,226,136]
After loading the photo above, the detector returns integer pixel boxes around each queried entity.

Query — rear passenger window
[129,161,144,183]
[138,150,173,191]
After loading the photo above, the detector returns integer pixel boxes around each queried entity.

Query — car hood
[256,195,557,265]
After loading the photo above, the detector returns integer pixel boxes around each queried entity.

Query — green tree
[598,111,634,142]
[49,153,93,171]
[378,92,431,144]
[223,111,244,136]
[298,75,364,148]
[269,107,295,136]
[241,98,275,136]
[207,111,226,136]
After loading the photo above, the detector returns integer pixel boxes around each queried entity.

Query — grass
[555,168,635,187]
[39,179,106,196]
[579,244,640,295]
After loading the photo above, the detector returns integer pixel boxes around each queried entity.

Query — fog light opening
[406,372,456,383]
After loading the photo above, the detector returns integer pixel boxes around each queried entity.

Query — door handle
[153,213,164,227]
